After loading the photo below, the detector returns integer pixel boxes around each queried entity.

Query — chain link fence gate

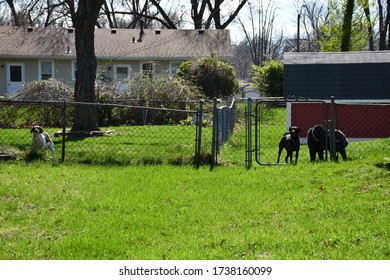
[246,98,330,167]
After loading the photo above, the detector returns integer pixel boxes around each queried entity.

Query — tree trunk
[378,0,390,50]
[5,0,20,26]
[69,0,105,132]
[191,0,207,29]
[387,0,390,49]
[341,0,355,51]
[362,0,374,51]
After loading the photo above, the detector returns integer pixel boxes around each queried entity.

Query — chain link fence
[245,98,390,167]
[210,97,237,168]
[3,97,386,168]
[0,100,214,165]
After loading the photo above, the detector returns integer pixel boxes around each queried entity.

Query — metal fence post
[229,100,236,134]
[61,101,67,163]
[194,99,204,168]
[211,97,218,169]
[220,107,226,143]
[246,98,253,169]
[330,96,337,161]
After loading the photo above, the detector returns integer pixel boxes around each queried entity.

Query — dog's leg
[318,150,324,161]
[51,148,55,160]
[285,150,292,163]
[277,148,282,163]
[309,148,316,162]
[339,148,347,161]
[295,151,299,164]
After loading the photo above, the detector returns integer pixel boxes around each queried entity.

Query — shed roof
[0,26,232,60]
[284,51,390,65]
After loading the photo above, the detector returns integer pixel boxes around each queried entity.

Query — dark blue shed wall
[283,63,390,99]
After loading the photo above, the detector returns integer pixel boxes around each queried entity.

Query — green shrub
[177,52,239,98]
[252,60,284,97]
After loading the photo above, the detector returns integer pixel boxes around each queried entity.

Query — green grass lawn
[0,150,389,259]
[0,125,212,165]
[0,104,389,260]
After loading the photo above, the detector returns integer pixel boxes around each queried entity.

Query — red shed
[284,52,390,141]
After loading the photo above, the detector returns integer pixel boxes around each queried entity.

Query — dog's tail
[311,125,324,142]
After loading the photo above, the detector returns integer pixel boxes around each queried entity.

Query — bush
[11,79,73,101]
[252,60,284,97]
[95,73,203,125]
[1,79,74,128]
[177,52,239,98]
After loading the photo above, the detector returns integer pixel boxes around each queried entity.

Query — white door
[6,63,25,95]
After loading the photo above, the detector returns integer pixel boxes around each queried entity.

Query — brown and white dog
[31,125,55,159]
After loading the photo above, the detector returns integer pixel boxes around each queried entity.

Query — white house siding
[55,60,74,88]
[24,60,37,84]
[155,61,170,75]
[0,58,183,96]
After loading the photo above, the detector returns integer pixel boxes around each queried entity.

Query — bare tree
[232,41,252,80]
[237,0,282,66]
[205,0,248,29]
[190,0,207,29]
[147,0,248,29]
[288,0,328,52]
[99,0,158,29]
[0,0,71,27]
[3,0,21,26]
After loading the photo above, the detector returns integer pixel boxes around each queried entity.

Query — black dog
[307,125,326,161]
[277,126,301,164]
[307,125,349,162]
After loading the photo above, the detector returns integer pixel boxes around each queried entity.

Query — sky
[160,0,299,43]
[228,0,298,43]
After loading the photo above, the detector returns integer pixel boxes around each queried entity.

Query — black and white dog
[31,125,55,159]
[277,126,301,164]
[307,125,348,162]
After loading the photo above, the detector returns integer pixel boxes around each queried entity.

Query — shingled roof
[0,26,232,60]
[284,51,390,64]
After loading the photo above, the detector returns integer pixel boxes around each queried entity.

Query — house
[0,26,233,96]
[283,51,390,140]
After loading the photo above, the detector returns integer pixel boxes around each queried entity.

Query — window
[141,62,154,78]
[116,65,130,79]
[169,61,183,76]
[114,64,131,92]
[39,60,54,80]
[10,65,22,82]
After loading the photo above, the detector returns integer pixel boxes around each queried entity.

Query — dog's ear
[297,127,301,133]
[31,127,34,133]
[289,127,293,132]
